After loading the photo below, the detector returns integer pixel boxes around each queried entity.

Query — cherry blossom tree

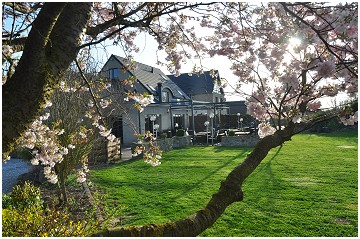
[2,2,357,236]
[202,2,357,134]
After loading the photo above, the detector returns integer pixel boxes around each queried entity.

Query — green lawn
[90,130,358,237]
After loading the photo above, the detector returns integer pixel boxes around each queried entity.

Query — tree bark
[93,125,295,237]
[2,2,93,158]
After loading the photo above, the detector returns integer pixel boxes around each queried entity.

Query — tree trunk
[2,2,93,159]
[58,170,68,205]
[93,125,295,236]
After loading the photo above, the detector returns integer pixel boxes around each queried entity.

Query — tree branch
[2,37,27,52]
[280,2,358,78]
[81,2,217,48]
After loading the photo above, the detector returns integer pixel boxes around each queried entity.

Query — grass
[90,130,358,237]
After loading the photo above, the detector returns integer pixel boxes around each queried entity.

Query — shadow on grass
[301,129,357,139]
[170,149,250,201]
[242,144,284,210]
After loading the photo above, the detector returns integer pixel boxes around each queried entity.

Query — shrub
[2,207,99,237]
[228,130,235,136]
[2,194,13,209]
[160,132,168,139]
[2,182,100,237]
[176,129,185,137]
[8,181,42,210]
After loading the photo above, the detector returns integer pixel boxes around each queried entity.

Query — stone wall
[221,135,259,147]
[172,135,192,149]
[154,138,173,152]
[132,135,192,157]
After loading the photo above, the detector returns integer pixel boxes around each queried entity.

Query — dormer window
[109,68,118,79]
[110,68,119,90]
[213,80,221,94]
[162,91,170,102]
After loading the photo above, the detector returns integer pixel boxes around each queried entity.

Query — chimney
[157,82,162,103]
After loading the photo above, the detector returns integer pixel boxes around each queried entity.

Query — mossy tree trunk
[2,2,93,158]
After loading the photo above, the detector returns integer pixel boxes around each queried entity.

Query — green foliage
[228,130,235,136]
[176,129,185,137]
[2,194,13,209]
[2,181,100,237]
[7,181,42,210]
[160,132,168,139]
[2,207,99,237]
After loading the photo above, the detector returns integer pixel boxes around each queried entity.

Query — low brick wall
[221,135,259,147]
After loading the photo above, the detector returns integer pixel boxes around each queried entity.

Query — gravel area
[2,158,34,194]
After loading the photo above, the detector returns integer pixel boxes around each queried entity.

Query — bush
[176,129,185,137]
[7,181,42,210]
[160,132,168,139]
[228,130,235,136]
[2,207,99,237]
[2,182,100,237]
[2,194,13,209]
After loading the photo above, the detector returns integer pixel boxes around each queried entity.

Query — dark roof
[167,71,224,96]
[110,55,189,100]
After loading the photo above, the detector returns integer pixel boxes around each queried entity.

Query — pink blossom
[347,26,358,39]
[307,101,321,111]
[258,123,276,138]
[246,101,268,121]
[340,111,358,125]
[317,61,336,78]
[292,113,302,123]
[229,23,238,32]
[2,45,13,56]
[107,134,116,142]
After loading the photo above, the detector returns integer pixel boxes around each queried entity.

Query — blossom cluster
[258,123,277,139]
[76,157,90,183]
[125,92,154,112]
[132,131,162,167]
[340,111,358,126]
[20,109,68,184]
[84,105,116,143]
[2,45,13,57]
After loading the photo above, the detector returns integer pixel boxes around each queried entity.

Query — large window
[145,115,161,134]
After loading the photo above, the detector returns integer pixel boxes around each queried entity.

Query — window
[213,80,221,94]
[173,114,184,129]
[109,68,119,90]
[162,91,170,102]
[109,68,118,79]
[145,115,161,133]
